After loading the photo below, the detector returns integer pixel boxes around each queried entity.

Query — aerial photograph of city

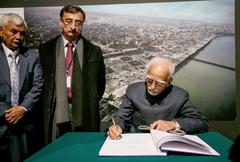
[22,0,235,129]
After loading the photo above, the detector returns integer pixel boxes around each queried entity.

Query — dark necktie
[9,53,19,106]
[66,41,74,98]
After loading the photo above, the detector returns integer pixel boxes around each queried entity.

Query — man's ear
[165,77,172,87]
[168,77,173,84]
[0,26,3,37]
[59,19,64,28]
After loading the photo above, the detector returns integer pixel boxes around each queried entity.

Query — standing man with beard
[39,4,105,145]
[108,57,208,139]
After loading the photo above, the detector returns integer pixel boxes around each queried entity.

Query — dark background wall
[0,0,239,140]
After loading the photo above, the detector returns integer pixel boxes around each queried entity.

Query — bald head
[146,57,175,79]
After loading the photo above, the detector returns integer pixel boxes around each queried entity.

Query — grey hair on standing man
[0,13,43,162]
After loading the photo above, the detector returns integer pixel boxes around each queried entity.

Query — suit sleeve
[20,54,44,111]
[175,92,209,134]
[114,87,135,132]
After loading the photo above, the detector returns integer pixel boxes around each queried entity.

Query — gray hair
[0,13,27,28]
[146,57,175,78]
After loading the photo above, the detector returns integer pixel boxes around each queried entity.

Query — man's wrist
[173,119,181,130]
[19,106,28,112]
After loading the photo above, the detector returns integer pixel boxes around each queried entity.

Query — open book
[99,129,220,156]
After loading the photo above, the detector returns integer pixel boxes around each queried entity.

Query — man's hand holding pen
[107,118,123,140]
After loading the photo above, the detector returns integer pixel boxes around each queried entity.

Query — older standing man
[39,4,106,145]
[108,57,208,139]
[0,13,43,162]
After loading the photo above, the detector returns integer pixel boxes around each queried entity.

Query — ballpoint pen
[112,117,116,127]
[111,117,122,139]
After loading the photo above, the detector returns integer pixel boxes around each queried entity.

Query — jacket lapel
[75,38,83,69]
[49,37,58,73]
[81,37,93,69]
[0,44,11,88]
[19,50,29,91]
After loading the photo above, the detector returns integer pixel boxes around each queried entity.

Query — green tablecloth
[25,131,232,162]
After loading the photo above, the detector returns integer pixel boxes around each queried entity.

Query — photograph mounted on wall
[23,0,235,127]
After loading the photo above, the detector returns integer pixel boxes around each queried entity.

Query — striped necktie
[9,52,19,106]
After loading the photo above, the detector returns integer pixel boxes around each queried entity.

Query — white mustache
[147,89,159,96]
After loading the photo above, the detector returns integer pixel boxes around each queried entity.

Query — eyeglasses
[146,75,168,87]
[62,18,83,28]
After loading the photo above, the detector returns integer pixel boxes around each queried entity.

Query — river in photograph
[173,36,236,120]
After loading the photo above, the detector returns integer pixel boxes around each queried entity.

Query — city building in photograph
[23,0,235,128]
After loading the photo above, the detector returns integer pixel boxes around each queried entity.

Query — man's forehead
[63,12,84,20]
[148,64,169,78]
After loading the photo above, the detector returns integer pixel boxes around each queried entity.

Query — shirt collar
[2,42,19,57]
[61,34,77,47]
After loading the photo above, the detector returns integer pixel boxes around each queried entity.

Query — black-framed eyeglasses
[62,18,83,28]
[145,75,168,87]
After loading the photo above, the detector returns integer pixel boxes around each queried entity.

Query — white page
[150,129,220,156]
[99,133,167,156]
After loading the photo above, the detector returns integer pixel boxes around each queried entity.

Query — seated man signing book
[108,57,209,139]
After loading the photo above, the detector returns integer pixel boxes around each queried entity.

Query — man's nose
[149,81,156,89]
[70,22,77,30]
[15,32,24,40]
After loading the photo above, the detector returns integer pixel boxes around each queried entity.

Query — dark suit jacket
[39,35,106,144]
[0,43,43,153]
[115,82,209,134]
